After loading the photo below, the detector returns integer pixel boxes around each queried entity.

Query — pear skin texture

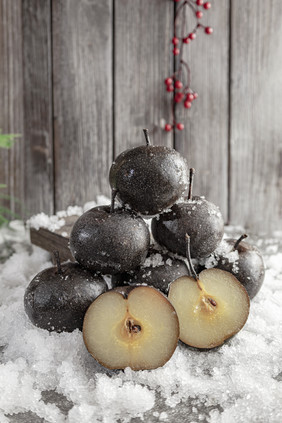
[110,145,189,215]
[70,206,150,274]
[152,197,224,258]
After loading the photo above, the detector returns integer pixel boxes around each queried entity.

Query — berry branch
[164,0,213,132]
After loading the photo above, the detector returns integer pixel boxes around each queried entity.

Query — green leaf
[0,193,21,204]
[0,184,7,189]
[0,215,9,226]
[0,129,21,149]
[0,206,21,219]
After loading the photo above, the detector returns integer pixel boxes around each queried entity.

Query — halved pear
[83,286,179,370]
[168,268,250,349]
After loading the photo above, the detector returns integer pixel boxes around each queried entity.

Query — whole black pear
[215,235,265,299]
[112,249,189,294]
[151,169,224,258]
[24,255,107,332]
[109,129,189,215]
[70,200,150,274]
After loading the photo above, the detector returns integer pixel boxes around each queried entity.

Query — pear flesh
[168,268,250,349]
[83,286,179,370]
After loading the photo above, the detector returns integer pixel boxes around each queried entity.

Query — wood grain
[114,0,174,155]
[174,0,229,222]
[30,215,78,262]
[22,0,54,217]
[52,0,113,211]
[1,0,282,235]
[0,0,24,219]
[229,0,282,233]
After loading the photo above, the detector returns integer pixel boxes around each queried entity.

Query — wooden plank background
[174,0,229,220]
[0,0,24,219]
[0,0,281,234]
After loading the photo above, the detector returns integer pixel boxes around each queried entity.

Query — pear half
[83,286,179,370]
[168,268,250,349]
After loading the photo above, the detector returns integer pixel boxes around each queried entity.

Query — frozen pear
[109,129,189,216]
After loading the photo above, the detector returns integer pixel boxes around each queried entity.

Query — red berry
[173,48,180,55]
[196,0,204,5]
[189,32,196,40]
[177,123,184,131]
[175,80,183,89]
[196,11,203,19]
[172,37,179,45]
[193,92,198,99]
[165,124,173,132]
[187,93,194,102]
[184,101,192,109]
[183,37,190,44]
[205,26,213,34]
[203,2,211,9]
[166,84,174,92]
[174,93,184,103]
[165,77,173,85]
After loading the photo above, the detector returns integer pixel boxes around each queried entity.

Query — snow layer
[0,222,282,423]
[26,196,110,232]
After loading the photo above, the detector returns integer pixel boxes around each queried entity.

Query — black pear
[109,129,189,216]
[112,249,189,294]
[24,253,107,332]
[151,169,224,258]
[70,194,150,274]
[214,235,265,299]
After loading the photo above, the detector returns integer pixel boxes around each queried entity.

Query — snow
[26,213,66,232]
[143,253,179,269]
[201,240,240,273]
[26,196,110,233]
[143,253,165,268]
[0,221,282,422]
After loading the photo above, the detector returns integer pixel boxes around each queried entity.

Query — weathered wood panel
[30,215,78,262]
[0,0,24,219]
[22,0,54,217]
[174,0,229,222]
[52,0,113,211]
[114,0,174,155]
[1,0,282,235]
[230,0,282,233]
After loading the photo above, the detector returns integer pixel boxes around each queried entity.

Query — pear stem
[143,129,151,146]
[185,233,201,289]
[110,188,118,213]
[53,251,62,274]
[234,233,248,250]
[187,168,195,200]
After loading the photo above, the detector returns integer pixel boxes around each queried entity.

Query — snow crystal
[0,222,282,422]
[187,198,204,205]
[201,239,240,272]
[166,258,173,267]
[27,213,66,232]
[143,253,165,268]
[159,411,168,421]
[56,205,83,218]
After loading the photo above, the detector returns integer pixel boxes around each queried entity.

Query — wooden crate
[30,215,79,262]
